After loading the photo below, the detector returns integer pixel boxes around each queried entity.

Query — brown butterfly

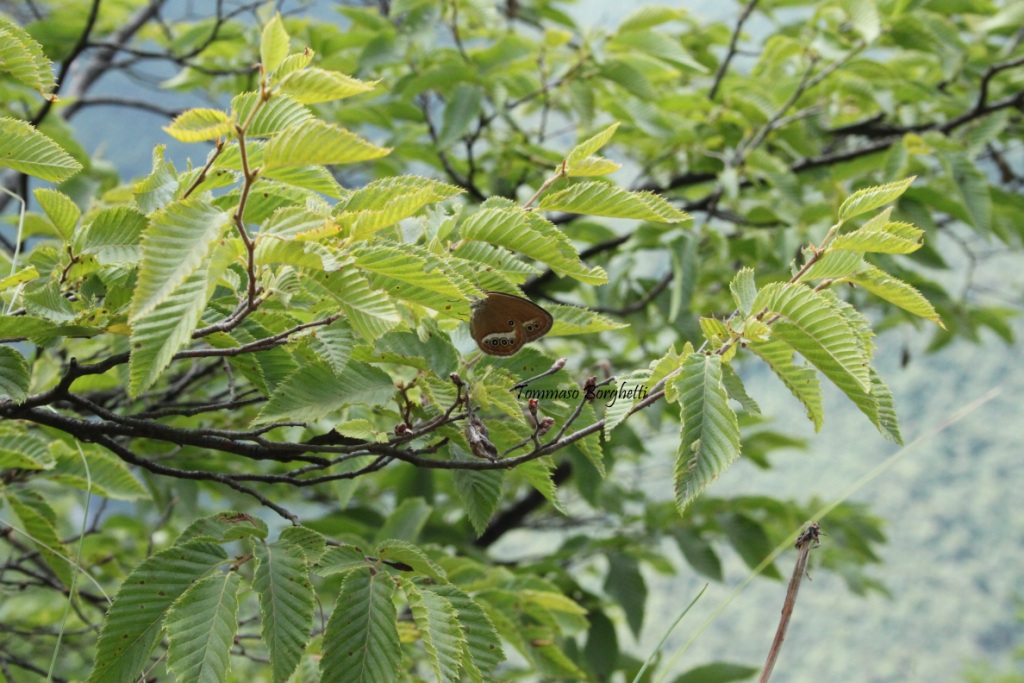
[469,291,553,356]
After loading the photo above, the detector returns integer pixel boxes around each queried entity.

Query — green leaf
[460,203,607,284]
[232,93,313,138]
[177,511,270,544]
[405,579,465,683]
[254,540,316,683]
[315,545,370,577]
[260,13,290,74]
[278,68,377,104]
[838,176,915,221]
[49,443,149,500]
[720,362,760,414]
[832,221,923,254]
[0,429,54,469]
[0,266,37,292]
[451,447,504,537]
[424,584,504,682]
[840,0,882,42]
[0,346,29,403]
[133,146,178,213]
[34,188,79,240]
[8,488,74,587]
[0,116,82,182]
[671,662,760,683]
[752,283,871,395]
[374,497,431,544]
[796,249,865,282]
[671,354,741,513]
[129,198,228,320]
[353,244,469,311]
[79,207,147,265]
[565,122,620,166]
[88,541,227,683]
[942,153,991,234]
[128,265,211,396]
[164,108,235,142]
[437,83,483,149]
[546,302,628,335]
[538,181,690,223]
[604,553,646,637]
[279,526,328,562]
[846,365,903,444]
[720,512,780,579]
[845,265,943,326]
[319,567,401,683]
[618,5,685,32]
[0,14,55,93]
[375,539,446,581]
[729,268,756,316]
[165,571,241,683]
[747,338,824,431]
[672,528,723,581]
[603,370,652,437]
[254,360,395,425]
[337,175,464,239]
[264,119,390,168]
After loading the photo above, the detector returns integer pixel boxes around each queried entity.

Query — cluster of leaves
[1,0,1021,681]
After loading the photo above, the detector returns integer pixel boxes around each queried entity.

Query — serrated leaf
[311,271,400,342]
[8,489,74,587]
[748,338,824,431]
[460,203,606,284]
[544,302,627,335]
[279,526,327,562]
[165,571,241,683]
[426,584,504,681]
[337,175,464,239]
[514,457,566,515]
[671,354,741,513]
[49,443,149,500]
[838,176,915,221]
[375,539,446,581]
[264,119,389,168]
[80,207,146,264]
[177,511,269,545]
[88,541,227,683]
[618,5,685,32]
[128,265,210,396]
[261,13,290,74]
[796,249,865,282]
[0,265,37,292]
[0,116,82,181]
[0,346,29,403]
[730,268,757,316]
[254,539,316,683]
[319,568,401,683]
[232,92,313,137]
[603,370,652,437]
[34,188,79,240]
[845,265,943,326]
[315,545,370,577]
[0,15,55,93]
[845,365,903,444]
[133,145,178,213]
[164,108,235,142]
[753,283,871,395]
[566,123,620,168]
[720,362,760,414]
[352,243,467,311]
[437,83,483,150]
[451,447,504,537]
[831,224,922,254]
[129,198,228,320]
[0,429,54,469]
[405,580,465,683]
[278,68,377,104]
[538,181,690,223]
[255,360,394,425]
[566,155,621,177]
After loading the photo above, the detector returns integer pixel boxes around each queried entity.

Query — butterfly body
[469,291,553,356]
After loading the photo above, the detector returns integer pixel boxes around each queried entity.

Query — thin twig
[758,523,821,683]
